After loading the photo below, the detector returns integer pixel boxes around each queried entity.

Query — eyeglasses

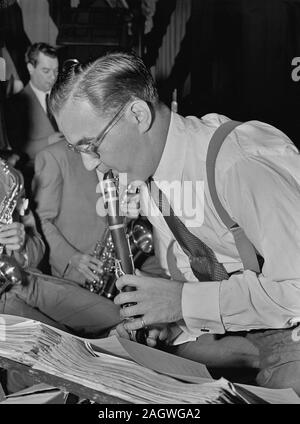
[66,103,129,157]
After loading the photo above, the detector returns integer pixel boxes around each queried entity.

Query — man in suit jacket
[0,152,120,339]
[0,156,120,394]
[0,181,120,337]
[33,139,108,286]
[6,43,63,190]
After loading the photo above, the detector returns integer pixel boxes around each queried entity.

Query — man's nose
[80,153,100,170]
[50,70,58,82]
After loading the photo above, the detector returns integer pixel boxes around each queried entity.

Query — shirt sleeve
[220,156,300,330]
[182,154,300,334]
[33,150,78,275]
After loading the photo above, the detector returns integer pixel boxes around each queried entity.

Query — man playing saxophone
[33,139,106,286]
[0,203,36,270]
[0,158,120,337]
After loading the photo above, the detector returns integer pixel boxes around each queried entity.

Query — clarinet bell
[134,328,148,345]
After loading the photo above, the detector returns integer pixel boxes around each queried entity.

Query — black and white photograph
[0,0,299,412]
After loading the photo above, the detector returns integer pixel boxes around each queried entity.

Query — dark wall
[187,0,300,147]
[0,1,30,84]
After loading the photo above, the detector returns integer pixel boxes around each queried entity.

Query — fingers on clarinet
[114,290,138,306]
[123,319,144,332]
[147,328,160,338]
[159,327,169,341]
[119,304,138,319]
[146,329,159,346]
[115,323,130,339]
[116,275,138,291]
[146,337,157,347]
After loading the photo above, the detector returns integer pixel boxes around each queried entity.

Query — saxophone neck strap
[206,120,261,274]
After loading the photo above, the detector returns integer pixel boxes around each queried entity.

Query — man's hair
[50,52,159,118]
[25,42,57,67]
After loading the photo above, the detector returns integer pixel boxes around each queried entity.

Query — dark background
[190,0,300,146]
[1,0,300,147]
[156,0,300,147]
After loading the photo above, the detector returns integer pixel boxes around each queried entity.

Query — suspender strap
[206,120,261,274]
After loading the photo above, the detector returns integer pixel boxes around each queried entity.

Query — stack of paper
[0,315,299,404]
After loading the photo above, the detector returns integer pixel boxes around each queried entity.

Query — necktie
[45,93,59,132]
[150,180,229,282]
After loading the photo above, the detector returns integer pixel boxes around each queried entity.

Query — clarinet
[102,170,147,344]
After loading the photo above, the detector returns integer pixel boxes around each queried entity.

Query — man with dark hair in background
[6,42,63,191]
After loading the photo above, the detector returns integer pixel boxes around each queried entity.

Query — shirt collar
[153,112,188,185]
[29,81,49,97]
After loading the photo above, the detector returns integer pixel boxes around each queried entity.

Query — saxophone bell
[84,218,153,300]
[84,227,118,299]
[128,217,153,268]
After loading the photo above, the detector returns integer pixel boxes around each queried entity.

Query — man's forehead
[60,99,98,121]
[37,52,58,67]
[58,99,101,141]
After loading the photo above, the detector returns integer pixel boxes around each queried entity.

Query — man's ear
[128,100,152,133]
[27,62,34,76]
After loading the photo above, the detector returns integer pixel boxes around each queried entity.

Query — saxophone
[84,227,118,299]
[0,158,24,293]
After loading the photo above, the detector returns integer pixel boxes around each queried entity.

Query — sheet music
[0,314,299,404]
[236,383,300,404]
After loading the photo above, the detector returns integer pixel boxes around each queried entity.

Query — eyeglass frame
[65,102,129,157]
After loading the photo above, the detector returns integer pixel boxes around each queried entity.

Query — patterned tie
[45,93,59,132]
[150,180,229,282]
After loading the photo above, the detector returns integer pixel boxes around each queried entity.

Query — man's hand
[113,321,172,348]
[69,252,102,282]
[114,270,184,332]
[0,222,26,251]
[144,325,171,347]
[111,322,131,339]
[48,132,65,145]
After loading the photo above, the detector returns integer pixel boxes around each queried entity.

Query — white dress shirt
[140,112,300,340]
[30,81,49,113]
